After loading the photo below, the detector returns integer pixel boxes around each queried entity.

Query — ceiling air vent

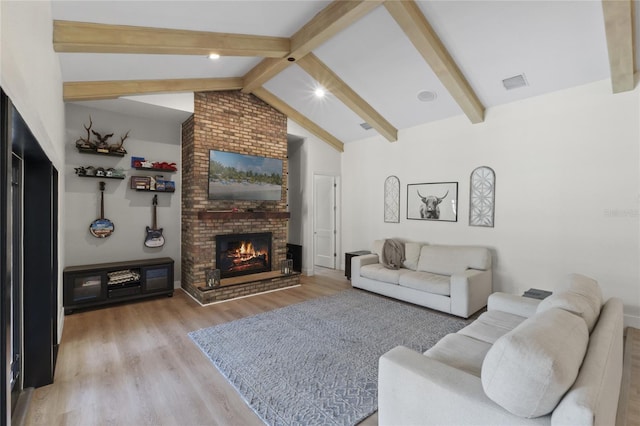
[360,122,373,130]
[502,74,528,90]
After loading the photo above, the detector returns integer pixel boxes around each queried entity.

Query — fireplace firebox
[215,232,272,278]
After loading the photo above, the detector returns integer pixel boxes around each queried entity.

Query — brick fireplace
[181,90,298,304]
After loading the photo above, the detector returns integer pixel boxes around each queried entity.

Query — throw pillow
[481,308,588,418]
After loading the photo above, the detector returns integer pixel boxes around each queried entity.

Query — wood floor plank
[618,327,640,426]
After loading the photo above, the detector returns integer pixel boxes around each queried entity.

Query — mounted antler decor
[109,130,129,154]
[75,116,95,150]
[74,116,130,156]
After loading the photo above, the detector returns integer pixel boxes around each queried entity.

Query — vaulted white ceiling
[51,0,639,150]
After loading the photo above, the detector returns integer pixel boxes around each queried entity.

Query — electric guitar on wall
[144,194,165,248]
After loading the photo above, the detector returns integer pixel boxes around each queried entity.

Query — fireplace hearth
[216,232,272,278]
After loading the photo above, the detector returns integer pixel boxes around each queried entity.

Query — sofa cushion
[537,273,602,333]
[402,242,422,271]
[360,264,406,284]
[557,273,603,307]
[371,239,385,261]
[399,271,450,296]
[417,245,491,276]
[481,308,589,418]
[424,333,492,377]
[536,276,601,332]
[458,310,526,344]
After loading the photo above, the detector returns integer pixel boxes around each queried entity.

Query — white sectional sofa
[351,240,492,318]
[378,274,624,425]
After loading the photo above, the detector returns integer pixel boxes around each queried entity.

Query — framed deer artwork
[407,182,458,222]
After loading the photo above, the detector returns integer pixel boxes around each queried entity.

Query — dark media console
[63,257,174,314]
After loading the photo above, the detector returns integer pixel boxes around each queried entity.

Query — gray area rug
[189,289,472,426]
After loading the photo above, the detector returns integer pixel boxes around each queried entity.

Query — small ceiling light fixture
[208,53,221,60]
[417,90,437,102]
[314,87,326,98]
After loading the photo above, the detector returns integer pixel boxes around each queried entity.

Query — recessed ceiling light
[417,90,437,102]
[208,53,220,60]
[314,87,326,98]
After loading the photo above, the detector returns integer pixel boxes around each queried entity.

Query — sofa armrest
[350,253,378,283]
[488,292,540,318]
[450,269,492,318]
[379,346,549,426]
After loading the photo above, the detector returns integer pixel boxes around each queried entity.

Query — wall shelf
[133,166,177,173]
[76,147,126,157]
[134,188,175,193]
[78,175,125,180]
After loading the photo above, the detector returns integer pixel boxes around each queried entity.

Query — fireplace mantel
[198,210,290,220]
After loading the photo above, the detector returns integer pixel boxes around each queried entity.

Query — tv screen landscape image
[208,150,283,201]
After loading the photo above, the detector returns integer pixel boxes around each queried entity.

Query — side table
[345,250,371,280]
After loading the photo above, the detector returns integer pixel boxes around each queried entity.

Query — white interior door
[314,174,336,269]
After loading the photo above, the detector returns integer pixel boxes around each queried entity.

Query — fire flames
[231,242,266,265]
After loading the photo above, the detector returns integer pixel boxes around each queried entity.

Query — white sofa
[379,274,624,425]
[351,240,492,318]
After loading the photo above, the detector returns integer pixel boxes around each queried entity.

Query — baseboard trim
[624,313,640,329]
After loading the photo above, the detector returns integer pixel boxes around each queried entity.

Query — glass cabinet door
[71,274,103,303]
[143,265,171,293]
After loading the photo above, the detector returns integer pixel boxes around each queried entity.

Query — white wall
[65,104,182,285]
[1,1,67,337]
[342,80,640,327]
[287,121,342,275]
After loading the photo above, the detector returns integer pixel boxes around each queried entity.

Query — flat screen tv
[208,150,283,201]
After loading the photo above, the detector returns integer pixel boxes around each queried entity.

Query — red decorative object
[151,161,177,171]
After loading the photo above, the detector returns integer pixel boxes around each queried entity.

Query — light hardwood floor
[26,268,377,425]
[25,269,638,426]
[619,327,640,426]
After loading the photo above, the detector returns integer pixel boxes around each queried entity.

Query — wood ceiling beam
[242,0,384,93]
[601,0,635,93]
[297,53,398,142]
[63,78,244,101]
[288,0,385,61]
[384,0,485,124]
[53,20,290,57]
[252,87,344,152]
[242,58,292,94]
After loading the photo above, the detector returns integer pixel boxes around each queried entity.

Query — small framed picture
[407,182,458,222]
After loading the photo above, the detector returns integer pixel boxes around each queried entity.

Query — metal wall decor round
[469,166,495,227]
[384,175,400,223]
